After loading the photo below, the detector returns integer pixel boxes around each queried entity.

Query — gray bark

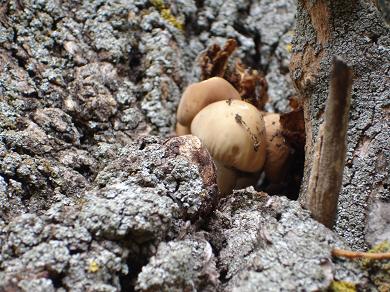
[305,58,353,228]
[0,0,388,290]
[291,0,390,249]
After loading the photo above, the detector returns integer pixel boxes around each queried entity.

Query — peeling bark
[306,58,353,228]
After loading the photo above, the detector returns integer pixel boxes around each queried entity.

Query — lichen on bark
[290,0,390,249]
[0,0,388,290]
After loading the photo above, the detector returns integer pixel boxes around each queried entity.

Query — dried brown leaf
[199,39,268,110]
[199,39,237,80]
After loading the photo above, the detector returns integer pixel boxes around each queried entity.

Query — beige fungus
[191,99,267,173]
[176,77,241,127]
[175,122,191,136]
[263,113,290,183]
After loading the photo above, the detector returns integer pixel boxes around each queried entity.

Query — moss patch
[329,281,356,292]
[150,0,184,30]
[361,241,390,292]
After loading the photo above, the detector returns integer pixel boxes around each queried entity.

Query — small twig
[332,248,390,260]
[305,57,353,228]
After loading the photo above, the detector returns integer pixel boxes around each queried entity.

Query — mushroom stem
[190,100,267,194]
[235,170,262,190]
[175,122,191,136]
[214,161,237,195]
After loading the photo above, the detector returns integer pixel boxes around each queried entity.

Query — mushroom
[235,170,263,190]
[175,122,191,136]
[191,99,267,194]
[176,77,241,128]
[263,113,291,183]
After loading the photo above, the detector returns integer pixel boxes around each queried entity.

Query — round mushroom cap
[177,77,241,127]
[191,99,267,173]
[263,113,290,183]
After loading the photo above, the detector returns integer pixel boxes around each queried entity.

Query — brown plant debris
[199,38,237,80]
[288,95,302,111]
[264,98,305,198]
[229,61,269,110]
[199,39,268,111]
[280,107,305,151]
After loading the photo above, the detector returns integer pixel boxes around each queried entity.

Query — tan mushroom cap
[263,113,290,183]
[176,77,241,127]
[191,99,267,173]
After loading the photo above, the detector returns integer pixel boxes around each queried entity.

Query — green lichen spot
[360,241,390,292]
[329,281,356,292]
[88,260,100,273]
[150,0,164,10]
[368,241,390,253]
[161,9,184,30]
[150,0,184,30]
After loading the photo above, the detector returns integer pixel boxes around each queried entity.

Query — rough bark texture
[291,0,390,249]
[0,135,219,291]
[0,0,388,290]
[306,58,353,228]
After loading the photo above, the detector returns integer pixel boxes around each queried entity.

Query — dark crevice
[218,267,228,283]
[262,41,279,73]
[71,120,97,146]
[184,9,208,37]
[233,20,251,38]
[73,164,95,181]
[50,40,66,59]
[262,152,304,201]
[51,16,65,32]
[252,32,263,71]
[68,248,84,255]
[231,7,263,70]
[23,90,39,99]
[208,238,229,284]
[0,175,44,210]
[49,271,66,289]
[166,183,185,213]
[11,25,17,42]
[195,0,204,9]
[263,26,292,74]
[119,253,149,292]
[11,47,27,69]
[9,37,41,85]
[138,140,147,151]
[127,46,144,83]
[95,1,106,13]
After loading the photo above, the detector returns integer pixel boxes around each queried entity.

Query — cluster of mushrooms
[176,77,290,194]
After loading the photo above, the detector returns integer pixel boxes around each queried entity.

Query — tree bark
[306,58,353,228]
[291,0,390,249]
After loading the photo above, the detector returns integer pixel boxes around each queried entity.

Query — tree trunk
[291,0,390,249]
